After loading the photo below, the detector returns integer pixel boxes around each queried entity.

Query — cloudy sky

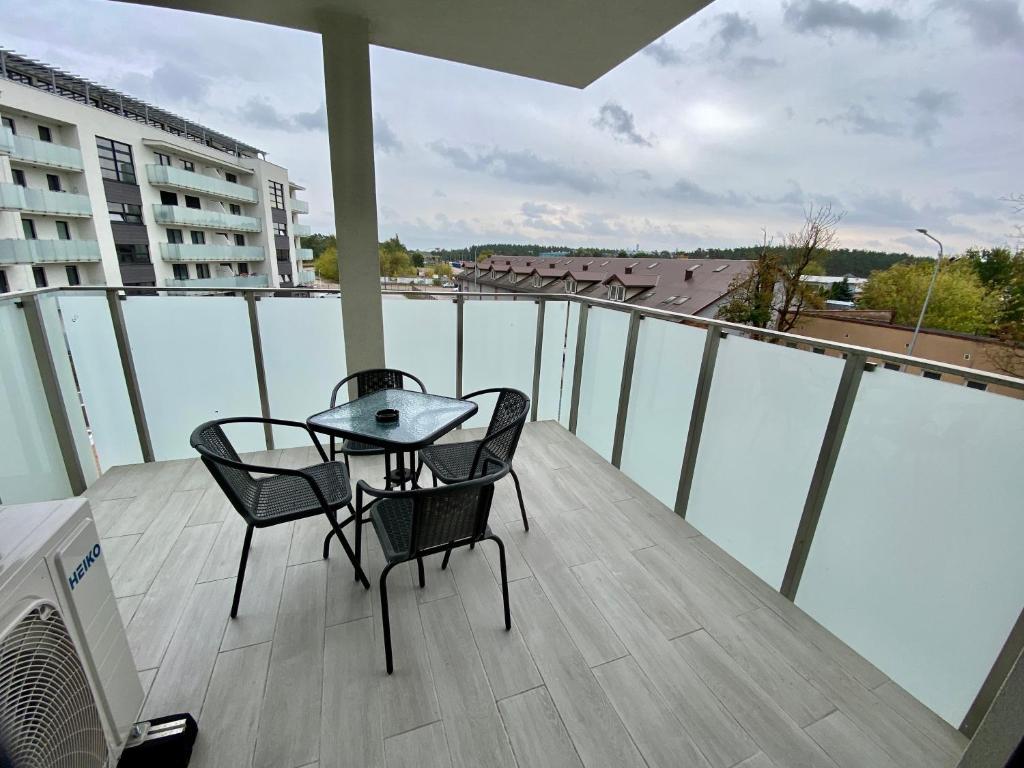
[2,0,1022,255]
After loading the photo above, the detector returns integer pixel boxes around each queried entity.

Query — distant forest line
[299,234,923,279]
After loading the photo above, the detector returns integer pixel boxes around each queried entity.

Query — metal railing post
[106,289,155,462]
[673,326,722,518]
[246,292,274,450]
[530,299,545,421]
[20,293,87,495]
[455,292,464,400]
[960,607,1024,738]
[567,302,589,434]
[780,352,867,600]
[610,311,642,468]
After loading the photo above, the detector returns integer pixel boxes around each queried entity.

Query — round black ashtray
[375,408,399,423]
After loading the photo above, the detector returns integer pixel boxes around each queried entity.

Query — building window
[156,152,171,166]
[56,221,71,240]
[225,172,237,184]
[191,231,206,245]
[167,229,183,244]
[234,234,245,246]
[65,265,81,286]
[196,263,211,278]
[238,262,249,275]
[229,204,241,216]
[184,195,201,209]
[96,136,137,183]
[812,347,826,355]
[532,274,542,288]
[115,244,151,264]
[564,278,577,294]
[606,284,626,302]
[108,202,144,224]
[966,380,987,391]
[38,125,52,142]
[269,180,285,209]
[508,272,518,283]
[46,174,62,192]
[172,264,189,280]
[160,190,178,206]
[883,362,901,371]
[12,169,26,187]
[182,159,194,172]
[922,370,941,380]
[22,219,37,239]
[1,116,14,134]
[273,222,287,237]
[0,270,8,294]
[33,266,47,288]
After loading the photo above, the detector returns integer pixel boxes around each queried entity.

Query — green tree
[410,252,425,268]
[859,259,1001,334]
[379,236,416,278]
[313,245,338,283]
[828,277,855,301]
[965,246,1024,376]
[427,262,453,279]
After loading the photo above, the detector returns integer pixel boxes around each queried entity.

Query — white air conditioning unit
[0,497,144,768]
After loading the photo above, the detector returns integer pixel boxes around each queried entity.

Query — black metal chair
[190,417,369,619]
[356,461,512,673]
[328,368,427,472]
[416,388,530,532]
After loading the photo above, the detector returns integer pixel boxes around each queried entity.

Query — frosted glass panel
[59,294,143,471]
[686,336,844,588]
[797,371,1024,726]
[575,307,630,460]
[463,300,537,428]
[384,300,456,397]
[0,301,70,502]
[39,295,98,485]
[258,297,346,448]
[558,302,580,428]
[124,296,264,460]
[537,301,569,422]
[619,319,705,508]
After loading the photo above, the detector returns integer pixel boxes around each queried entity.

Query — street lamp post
[907,228,944,359]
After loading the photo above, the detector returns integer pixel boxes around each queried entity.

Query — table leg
[396,451,407,490]
[384,451,393,489]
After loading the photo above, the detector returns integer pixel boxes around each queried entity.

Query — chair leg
[441,545,453,571]
[432,473,438,488]
[417,556,425,588]
[510,468,529,532]
[380,562,397,674]
[325,510,369,589]
[322,509,337,560]
[230,524,254,618]
[487,535,511,630]
[353,504,362,581]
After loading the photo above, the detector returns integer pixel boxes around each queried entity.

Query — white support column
[320,14,386,372]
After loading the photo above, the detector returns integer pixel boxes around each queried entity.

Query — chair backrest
[190,421,258,517]
[331,368,427,407]
[480,388,530,463]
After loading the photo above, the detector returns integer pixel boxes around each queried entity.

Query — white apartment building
[0,49,313,293]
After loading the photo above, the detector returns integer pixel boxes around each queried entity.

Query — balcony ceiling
[119,0,714,87]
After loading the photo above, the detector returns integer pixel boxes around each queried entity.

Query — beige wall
[794,315,1023,398]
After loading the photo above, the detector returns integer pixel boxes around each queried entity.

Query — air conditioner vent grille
[0,603,107,768]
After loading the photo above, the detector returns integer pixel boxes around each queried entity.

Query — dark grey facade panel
[103,179,143,205]
[276,258,293,276]
[271,207,287,224]
[274,235,290,251]
[119,263,157,284]
[110,222,150,245]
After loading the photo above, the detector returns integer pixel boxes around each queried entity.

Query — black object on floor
[117,714,198,767]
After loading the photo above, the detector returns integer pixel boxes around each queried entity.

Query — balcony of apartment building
[296,247,314,263]
[289,195,309,214]
[292,222,312,237]
[146,164,258,204]
[152,202,261,233]
[2,282,1022,768]
[0,126,85,172]
[0,182,92,217]
[0,236,100,264]
[163,274,269,288]
[159,242,266,263]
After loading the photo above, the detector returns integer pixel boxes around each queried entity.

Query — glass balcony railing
[164,274,270,288]
[289,196,309,214]
[1,285,1022,738]
[0,126,14,155]
[9,134,84,171]
[0,183,26,210]
[147,164,258,204]
[152,204,261,233]
[22,187,93,217]
[296,247,314,262]
[293,223,311,237]
[159,243,266,262]
[295,268,316,285]
[0,238,101,263]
